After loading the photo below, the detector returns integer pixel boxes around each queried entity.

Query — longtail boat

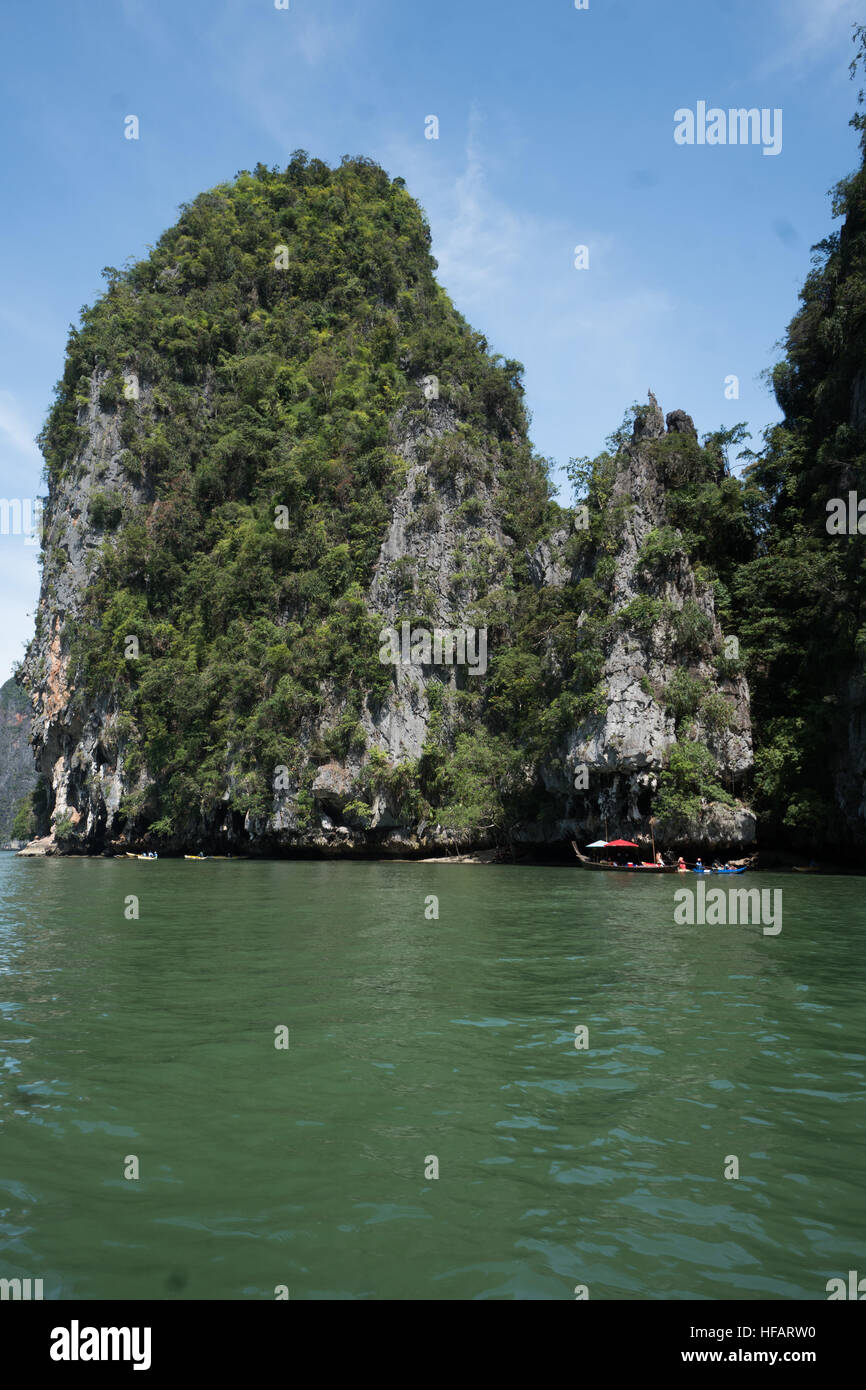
[571,842,679,873]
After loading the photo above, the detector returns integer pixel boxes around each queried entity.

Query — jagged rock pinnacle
[633,391,666,440]
[666,409,697,438]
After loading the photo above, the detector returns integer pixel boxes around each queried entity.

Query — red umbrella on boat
[605,839,639,847]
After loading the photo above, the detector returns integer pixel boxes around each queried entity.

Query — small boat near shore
[571,842,678,873]
[572,842,747,874]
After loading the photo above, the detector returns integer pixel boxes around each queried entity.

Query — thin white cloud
[378,117,679,488]
[433,135,525,305]
[0,392,41,465]
[759,0,862,76]
[382,118,648,358]
[204,1,363,152]
[294,15,351,68]
[384,112,580,313]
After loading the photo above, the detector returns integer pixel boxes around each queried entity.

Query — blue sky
[0,0,863,681]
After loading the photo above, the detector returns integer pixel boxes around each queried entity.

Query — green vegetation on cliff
[565,31,866,856]
[33,74,866,856]
[34,154,561,838]
[26,146,762,848]
[727,29,866,848]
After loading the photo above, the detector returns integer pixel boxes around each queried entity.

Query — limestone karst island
[9,150,866,869]
[1,0,865,1339]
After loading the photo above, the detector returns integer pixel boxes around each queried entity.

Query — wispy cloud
[219,0,359,71]
[382,114,658,337]
[294,14,352,68]
[0,392,41,465]
[379,115,677,478]
[203,0,363,153]
[432,130,528,307]
[759,0,862,76]
[383,110,582,316]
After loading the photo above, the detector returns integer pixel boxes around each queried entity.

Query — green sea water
[0,854,864,1300]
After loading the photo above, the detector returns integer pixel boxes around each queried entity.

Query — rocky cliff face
[0,677,37,843]
[239,391,521,850]
[531,396,754,852]
[22,367,150,847]
[21,387,753,857]
[18,159,754,858]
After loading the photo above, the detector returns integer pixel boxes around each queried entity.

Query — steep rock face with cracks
[531,395,754,853]
[18,157,753,857]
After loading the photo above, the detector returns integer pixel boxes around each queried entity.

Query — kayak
[695,867,746,874]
